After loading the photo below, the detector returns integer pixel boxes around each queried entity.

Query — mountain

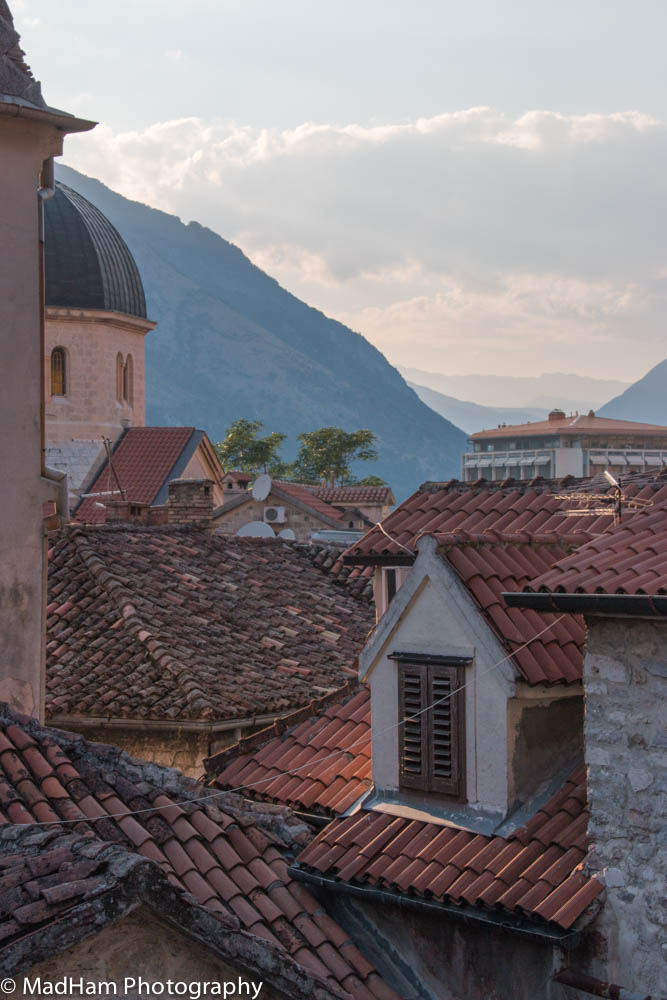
[57,165,467,501]
[407,382,548,434]
[399,367,629,411]
[597,358,667,425]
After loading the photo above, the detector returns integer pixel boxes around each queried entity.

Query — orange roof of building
[470,412,667,440]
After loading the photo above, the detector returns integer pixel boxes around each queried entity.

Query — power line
[15,615,566,827]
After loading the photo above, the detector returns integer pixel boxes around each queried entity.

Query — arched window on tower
[51,347,67,396]
[123,354,134,406]
[116,353,124,402]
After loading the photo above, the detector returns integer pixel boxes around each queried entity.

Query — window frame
[393,652,469,800]
[50,347,67,397]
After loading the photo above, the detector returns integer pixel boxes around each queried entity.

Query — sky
[15,0,667,382]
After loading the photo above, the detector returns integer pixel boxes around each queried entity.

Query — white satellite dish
[278,528,296,540]
[236,520,275,538]
[604,470,620,488]
[252,474,272,502]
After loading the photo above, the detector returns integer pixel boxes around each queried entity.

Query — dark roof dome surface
[45,182,147,319]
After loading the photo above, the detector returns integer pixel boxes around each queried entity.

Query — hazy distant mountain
[408,382,548,435]
[399,367,629,411]
[597,358,667,425]
[57,165,468,500]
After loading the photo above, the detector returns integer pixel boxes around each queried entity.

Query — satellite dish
[252,474,272,502]
[604,470,620,488]
[278,528,296,540]
[236,520,275,538]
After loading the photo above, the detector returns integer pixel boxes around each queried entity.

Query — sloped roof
[0,0,45,108]
[471,412,667,440]
[75,427,199,524]
[306,486,395,506]
[436,531,586,685]
[274,482,344,522]
[0,704,398,999]
[519,501,667,597]
[344,474,667,564]
[47,526,373,723]
[294,768,602,935]
[209,684,372,818]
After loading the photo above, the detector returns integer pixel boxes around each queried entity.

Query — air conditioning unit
[263,505,286,524]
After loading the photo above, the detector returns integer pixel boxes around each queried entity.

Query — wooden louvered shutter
[398,663,428,790]
[429,666,463,798]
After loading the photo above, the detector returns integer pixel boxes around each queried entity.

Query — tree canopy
[213,419,287,476]
[293,428,379,486]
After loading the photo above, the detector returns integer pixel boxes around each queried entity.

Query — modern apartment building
[462,409,667,482]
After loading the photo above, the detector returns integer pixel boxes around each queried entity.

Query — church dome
[45,182,147,319]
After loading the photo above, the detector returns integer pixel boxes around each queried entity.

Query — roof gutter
[47,711,285,735]
[289,866,581,949]
[503,591,667,617]
[342,553,415,567]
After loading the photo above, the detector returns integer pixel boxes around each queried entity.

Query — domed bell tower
[43,182,155,454]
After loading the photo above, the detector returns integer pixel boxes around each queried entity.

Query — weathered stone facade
[44,307,153,444]
[581,616,666,996]
[213,492,330,542]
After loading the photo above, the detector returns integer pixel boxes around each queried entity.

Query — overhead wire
[16,614,566,826]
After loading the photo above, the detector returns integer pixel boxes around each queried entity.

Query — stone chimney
[167,479,214,526]
[104,499,151,524]
[582,616,665,993]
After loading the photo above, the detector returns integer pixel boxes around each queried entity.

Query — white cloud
[63,107,667,379]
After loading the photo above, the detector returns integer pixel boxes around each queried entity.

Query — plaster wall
[581,617,667,996]
[553,447,584,478]
[0,116,65,719]
[18,907,282,1000]
[44,309,150,443]
[182,451,225,507]
[364,545,516,815]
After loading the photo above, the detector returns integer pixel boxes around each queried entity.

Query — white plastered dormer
[360,534,583,832]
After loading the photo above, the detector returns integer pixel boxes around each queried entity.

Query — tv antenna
[555,470,652,525]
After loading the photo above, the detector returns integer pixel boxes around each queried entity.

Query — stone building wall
[18,907,283,1000]
[581,616,666,996]
[212,494,330,543]
[44,308,151,443]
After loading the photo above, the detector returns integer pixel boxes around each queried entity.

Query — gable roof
[212,481,344,529]
[305,486,395,506]
[470,411,667,440]
[344,474,667,564]
[0,703,397,999]
[47,526,373,724]
[435,531,586,685]
[293,767,601,937]
[208,683,372,819]
[505,500,667,617]
[75,427,201,524]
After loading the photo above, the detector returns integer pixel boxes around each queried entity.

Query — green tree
[293,428,379,486]
[214,419,287,476]
[349,474,387,486]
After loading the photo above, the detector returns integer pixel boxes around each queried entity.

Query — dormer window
[395,654,468,800]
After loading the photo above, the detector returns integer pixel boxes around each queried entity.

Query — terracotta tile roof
[224,470,252,483]
[470,412,667,440]
[294,768,602,934]
[46,526,373,723]
[299,543,374,601]
[75,427,198,524]
[306,486,395,506]
[435,531,586,685]
[344,474,667,563]
[0,705,397,999]
[274,482,344,522]
[208,684,372,818]
[515,500,667,599]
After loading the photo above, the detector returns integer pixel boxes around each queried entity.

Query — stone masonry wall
[582,617,666,995]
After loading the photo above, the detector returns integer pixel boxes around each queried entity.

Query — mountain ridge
[57,164,468,500]
[597,358,667,425]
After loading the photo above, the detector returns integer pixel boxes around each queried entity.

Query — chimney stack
[167,479,214,526]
